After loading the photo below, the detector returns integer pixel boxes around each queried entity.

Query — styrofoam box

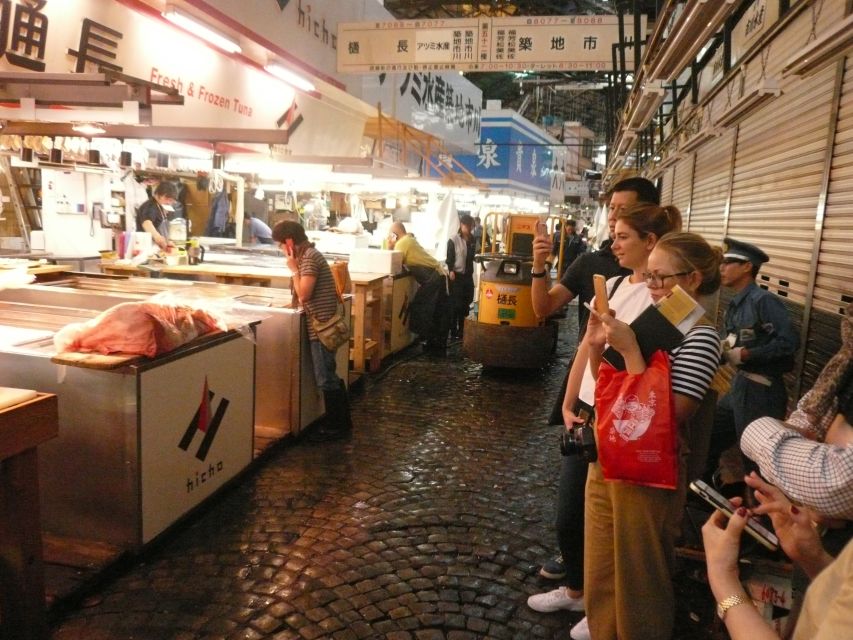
[348,248,403,275]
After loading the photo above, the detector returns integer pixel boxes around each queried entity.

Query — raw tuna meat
[54,301,227,358]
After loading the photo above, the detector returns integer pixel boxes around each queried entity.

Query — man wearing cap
[711,237,799,474]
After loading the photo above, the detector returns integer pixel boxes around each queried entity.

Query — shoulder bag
[311,302,349,352]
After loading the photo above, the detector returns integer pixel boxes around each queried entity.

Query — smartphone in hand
[535,220,549,237]
[690,479,779,551]
[285,238,295,256]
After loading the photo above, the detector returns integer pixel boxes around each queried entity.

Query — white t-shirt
[578,275,652,405]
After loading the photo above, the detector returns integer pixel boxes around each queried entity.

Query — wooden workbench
[349,272,386,373]
[29,264,74,282]
[100,262,293,288]
[0,392,58,640]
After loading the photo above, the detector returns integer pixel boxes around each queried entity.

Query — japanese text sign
[338,15,646,73]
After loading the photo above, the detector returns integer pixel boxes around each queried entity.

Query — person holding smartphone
[702,473,852,639]
[273,221,352,442]
[580,230,722,640]
[528,204,685,640]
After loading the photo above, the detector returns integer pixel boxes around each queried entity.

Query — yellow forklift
[463,212,569,368]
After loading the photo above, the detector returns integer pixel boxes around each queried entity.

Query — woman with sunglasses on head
[583,231,723,640]
[548,203,683,640]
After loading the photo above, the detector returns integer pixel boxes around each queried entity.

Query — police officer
[711,237,799,476]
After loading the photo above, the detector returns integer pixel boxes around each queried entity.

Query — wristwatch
[531,268,547,278]
[716,594,750,620]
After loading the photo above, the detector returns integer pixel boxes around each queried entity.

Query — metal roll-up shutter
[658,167,674,206]
[671,153,694,218]
[684,130,734,245]
[815,55,853,315]
[803,54,853,389]
[726,66,836,306]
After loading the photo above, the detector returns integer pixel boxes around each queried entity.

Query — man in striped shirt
[274,221,352,442]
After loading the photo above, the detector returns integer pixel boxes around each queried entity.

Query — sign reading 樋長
[338,15,646,73]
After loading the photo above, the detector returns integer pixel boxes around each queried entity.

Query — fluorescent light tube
[646,0,738,83]
[72,123,106,135]
[625,81,666,131]
[782,13,853,78]
[717,78,781,128]
[680,125,720,153]
[163,6,241,54]
[265,64,316,92]
[613,131,638,159]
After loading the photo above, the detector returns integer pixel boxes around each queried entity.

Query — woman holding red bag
[555,203,681,639]
[583,231,723,640]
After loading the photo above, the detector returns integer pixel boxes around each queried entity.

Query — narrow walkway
[49,314,715,640]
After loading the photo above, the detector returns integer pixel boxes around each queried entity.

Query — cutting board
[0,387,38,411]
[51,351,142,370]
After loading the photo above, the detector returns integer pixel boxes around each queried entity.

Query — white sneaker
[569,616,591,640]
[527,587,585,613]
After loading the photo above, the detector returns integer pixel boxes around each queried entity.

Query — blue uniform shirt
[724,281,799,376]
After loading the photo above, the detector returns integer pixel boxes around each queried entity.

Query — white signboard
[732,0,780,65]
[339,15,647,73]
[140,336,254,543]
[0,0,296,131]
[362,72,482,152]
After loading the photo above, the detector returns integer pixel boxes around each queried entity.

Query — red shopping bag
[594,350,678,489]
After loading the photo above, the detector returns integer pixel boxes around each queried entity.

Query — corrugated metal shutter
[684,130,734,245]
[815,55,853,315]
[659,167,674,206]
[803,54,853,389]
[671,153,694,217]
[726,66,836,305]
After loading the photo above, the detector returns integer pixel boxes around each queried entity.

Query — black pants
[708,373,788,476]
[449,273,474,337]
[409,271,450,349]
[555,454,588,591]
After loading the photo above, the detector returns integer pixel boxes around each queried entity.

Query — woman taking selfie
[581,231,723,640]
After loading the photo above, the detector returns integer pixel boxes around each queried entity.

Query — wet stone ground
[49,310,719,640]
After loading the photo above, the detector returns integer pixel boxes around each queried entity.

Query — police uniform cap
[722,237,769,267]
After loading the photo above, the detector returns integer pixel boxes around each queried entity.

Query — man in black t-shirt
[530,176,662,338]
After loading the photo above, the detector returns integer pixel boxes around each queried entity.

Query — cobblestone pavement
[49,313,716,640]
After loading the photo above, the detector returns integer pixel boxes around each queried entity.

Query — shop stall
[0,301,256,550]
[0,276,349,442]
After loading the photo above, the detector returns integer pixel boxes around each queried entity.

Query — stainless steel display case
[0,277,349,439]
[0,302,255,549]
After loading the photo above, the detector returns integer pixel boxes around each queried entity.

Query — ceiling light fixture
[624,81,666,131]
[612,130,638,159]
[716,77,781,128]
[265,63,316,92]
[71,123,106,136]
[646,0,738,83]
[782,12,853,78]
[162,5,242,54]
[680,124,721,153]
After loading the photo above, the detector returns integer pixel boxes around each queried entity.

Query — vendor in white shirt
[136,181,177,251]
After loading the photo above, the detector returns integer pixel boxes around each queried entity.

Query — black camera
[559,406,597,463]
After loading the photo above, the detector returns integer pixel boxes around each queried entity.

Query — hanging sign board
[0,0,296,131]
[731,0,780,66]
[338,15,647,73]
[361,72,482,152]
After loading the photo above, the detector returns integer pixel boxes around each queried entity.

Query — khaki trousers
[583,462,686,640]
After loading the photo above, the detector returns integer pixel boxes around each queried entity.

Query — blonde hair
[617,203,682,241]
[655,232,723,295]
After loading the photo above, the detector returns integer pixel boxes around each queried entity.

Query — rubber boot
[306,387,352,442]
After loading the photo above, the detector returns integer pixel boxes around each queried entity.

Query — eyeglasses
[642,271,692,287]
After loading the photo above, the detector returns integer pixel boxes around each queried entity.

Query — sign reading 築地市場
[338,15,647,74]
[0,0,296,131]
